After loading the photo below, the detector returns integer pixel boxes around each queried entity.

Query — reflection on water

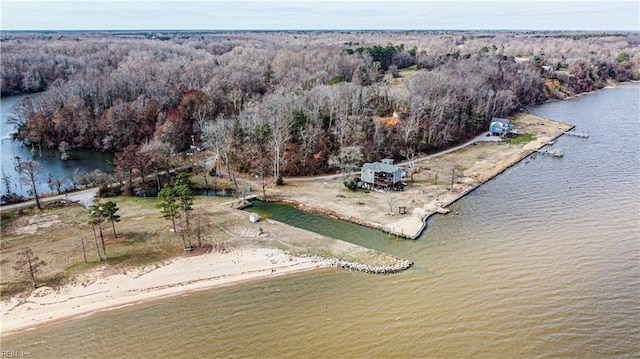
[249,200,405,252]
[2,84,639,358]
[0,95,113,199]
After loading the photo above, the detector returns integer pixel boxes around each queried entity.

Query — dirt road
[0,187,98,212]
[282,131,500,182]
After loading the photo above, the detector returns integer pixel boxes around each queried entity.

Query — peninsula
[1,111,572,336]
[274,113,574,239]
[1,29,630,337]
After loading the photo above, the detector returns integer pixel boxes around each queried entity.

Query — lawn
[503,133,536,144]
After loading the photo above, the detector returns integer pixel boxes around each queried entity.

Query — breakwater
[297,254,413,274]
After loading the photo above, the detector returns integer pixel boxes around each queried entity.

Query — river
[0,95,113,201]
[2,84,639,358]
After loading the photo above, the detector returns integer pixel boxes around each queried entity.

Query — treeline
[1,31,638,190]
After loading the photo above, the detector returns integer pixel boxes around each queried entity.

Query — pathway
[283,132,500,182]
[0,132,499,211]
[0,187,98,212]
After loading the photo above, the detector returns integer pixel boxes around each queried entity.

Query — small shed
[490,117,512,136]
[249,213,260,222]
[361,158,404,190]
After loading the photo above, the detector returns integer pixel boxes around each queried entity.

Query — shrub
[328,75,342,84]
[343,179,358,191]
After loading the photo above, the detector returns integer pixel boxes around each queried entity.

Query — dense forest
[1,31,638,192]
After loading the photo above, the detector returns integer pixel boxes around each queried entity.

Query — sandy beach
[1,248,325,336]
[1,196,409,338]
[0,113,572,337]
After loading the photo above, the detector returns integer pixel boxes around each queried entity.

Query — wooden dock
[227,194,257,209]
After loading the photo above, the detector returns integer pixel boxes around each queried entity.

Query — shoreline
[0,113,573,337]
[271,114,575,240]
[0,248,327,337]
[408,122,575,239]
[1,207,413,337]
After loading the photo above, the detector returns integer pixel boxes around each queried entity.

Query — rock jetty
[298,254,413,274]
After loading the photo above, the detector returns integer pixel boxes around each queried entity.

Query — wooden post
[450,166,455,190]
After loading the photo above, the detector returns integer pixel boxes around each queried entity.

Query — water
[250,200,404,252]
[3,84,639,358]
[0,95,113,200]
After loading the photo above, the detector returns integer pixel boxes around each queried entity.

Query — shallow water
[3,84,639,358]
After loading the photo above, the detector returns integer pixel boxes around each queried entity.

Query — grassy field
[1,190,407,299]
[0,196,227,299]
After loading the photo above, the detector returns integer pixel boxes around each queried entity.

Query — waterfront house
[361,158,404,190]
[490,117,512,136]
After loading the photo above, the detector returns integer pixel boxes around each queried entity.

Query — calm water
[3,84,639,358]
[0,95,113,200]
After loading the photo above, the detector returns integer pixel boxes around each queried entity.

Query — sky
[1,1,638,31]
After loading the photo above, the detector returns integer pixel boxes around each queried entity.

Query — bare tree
[402,147,418,182]
[88,223,104,261]
[2,168,12,194]
[201,114,231,185]
[266,114,292,181]
[140,139,173,192]
[190,151,211,195]
[298,123,321,173]
[69,167,84,191]
[328,145,363,179]
[13,248,46,289]
[3,31,638,182]
[200,115,226,183]
[450,165,458,191]
[78,231,88,264]
[195,208,204,248]
[18,160,43,210]
[88,204,108,259]
[48,178,62,194]
[386,191,397,215]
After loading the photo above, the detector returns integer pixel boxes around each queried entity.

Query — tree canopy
[3,31,638,181]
